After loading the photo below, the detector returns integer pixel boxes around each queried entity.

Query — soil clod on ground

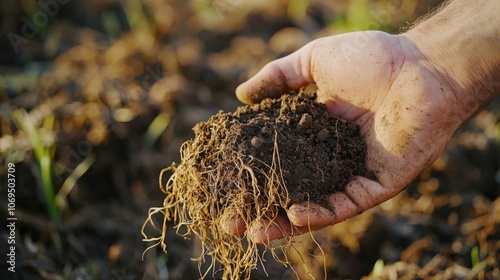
[144,88,373,279]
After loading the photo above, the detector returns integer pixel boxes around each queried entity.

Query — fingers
[247,215,294,243]
[288,177,390,228]
[220,212,321,244]
[247,215,323,244]
[220,217,246,236]
[225,177,393,243]
[220,214,305,243]
[236,42,316,104]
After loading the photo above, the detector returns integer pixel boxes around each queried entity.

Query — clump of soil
[143,89,372,279]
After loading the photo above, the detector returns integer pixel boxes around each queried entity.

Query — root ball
[143,88,373,279]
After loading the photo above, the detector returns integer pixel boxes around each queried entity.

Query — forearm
[404,0,500,116]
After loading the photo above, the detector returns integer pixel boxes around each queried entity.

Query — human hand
[223,30,471,243]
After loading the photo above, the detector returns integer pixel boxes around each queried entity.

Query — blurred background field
[0,0,499,279]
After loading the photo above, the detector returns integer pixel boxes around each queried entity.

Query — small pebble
[299,113,312,129]
[301,179,311,184]
[251,136,265,149]
[317,128,329,142]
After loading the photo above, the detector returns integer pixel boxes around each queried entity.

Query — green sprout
[471,246,479,268]
[287,0,310,21]
[102,11,123,40]
[12,109,59,223]
[124,0,154,32]
[142,112,172,147]
[12,109,96,223]
[326,0,392,34]
[471,245,487,270]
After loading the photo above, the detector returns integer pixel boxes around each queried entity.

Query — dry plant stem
[143,130,292,279]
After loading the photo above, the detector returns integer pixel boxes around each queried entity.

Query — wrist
[403,0,499,117]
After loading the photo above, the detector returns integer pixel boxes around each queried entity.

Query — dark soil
[193,88,373,208]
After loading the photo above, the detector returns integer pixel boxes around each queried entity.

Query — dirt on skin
[144,88,374,279]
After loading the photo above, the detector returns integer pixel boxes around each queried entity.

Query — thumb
[236,42,316,104]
